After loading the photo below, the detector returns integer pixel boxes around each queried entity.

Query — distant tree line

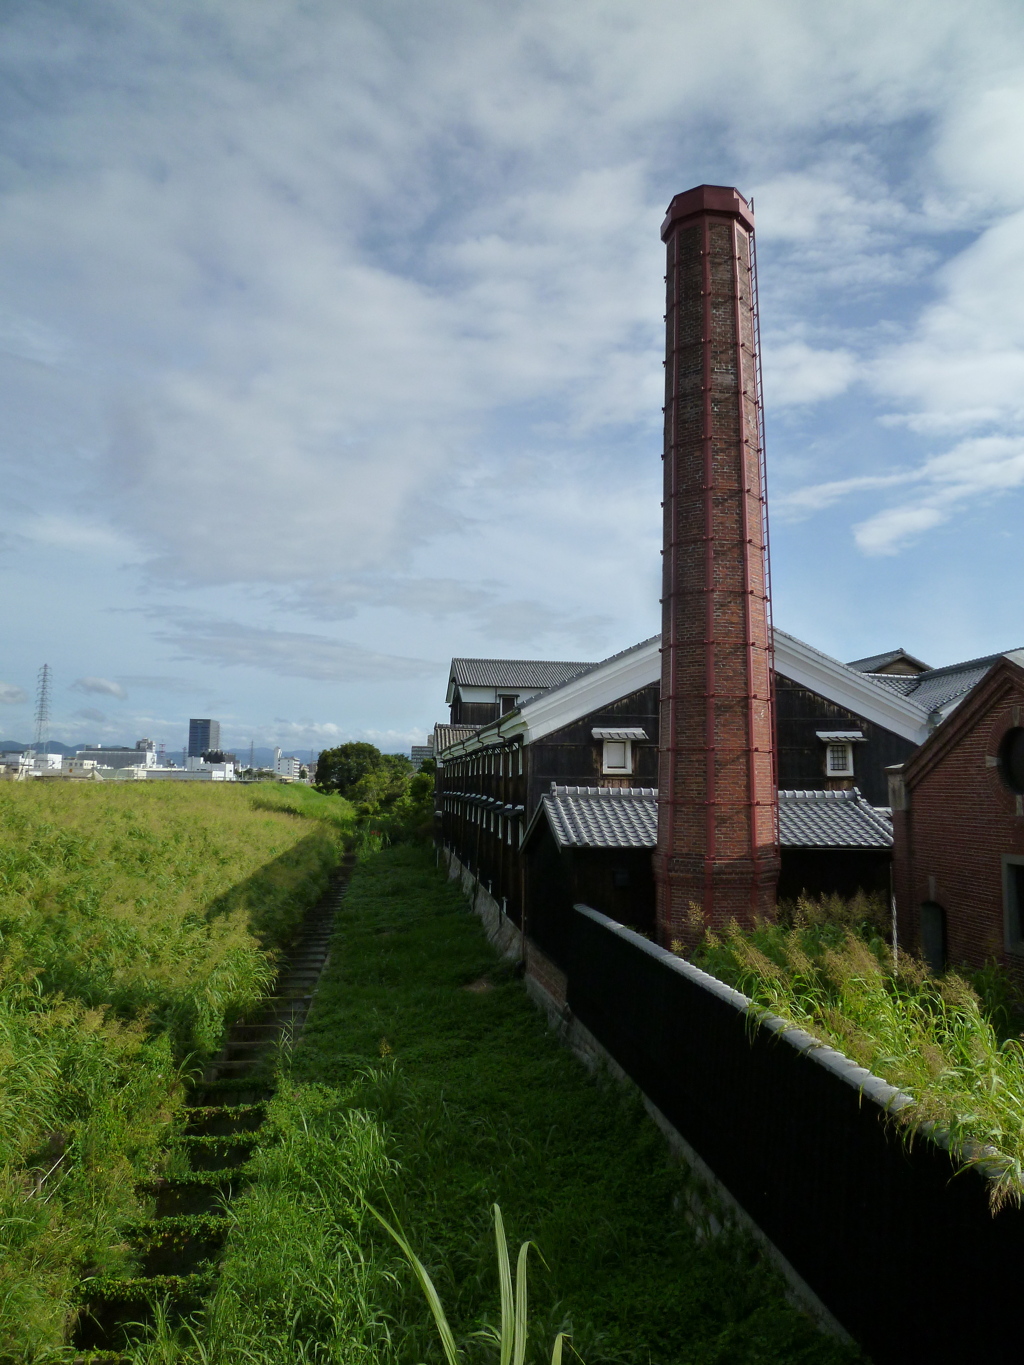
[314,742,435,841]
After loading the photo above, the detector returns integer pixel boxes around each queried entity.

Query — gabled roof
[440,631,1024,762]
[442,636,661,756]
[847,648,931,674]
[778,789,893,849]
[433,723,479,756]
[526,784,658,850]
[447,658,592,693]
[900,654,1024,790]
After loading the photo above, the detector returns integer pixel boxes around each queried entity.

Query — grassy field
[133,846,861,1365]
[0,779,355,1359]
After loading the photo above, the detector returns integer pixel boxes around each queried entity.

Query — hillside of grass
[0,780,355,1359]
[686,897,1024,1211]
[132,846,860,1365]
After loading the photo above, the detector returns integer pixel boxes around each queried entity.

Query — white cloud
[73,706,107,723]
[776,469,917,518]
[931,85,1024,218]
[853,504,949,555]
[72,677,128,700]
[870,211,1024,434]
[763,339,858,406]
[786,435,1024,553]
[252,719,423,752]
[153,613,439,683]
[0,683,27,705]
[21,516,136,557]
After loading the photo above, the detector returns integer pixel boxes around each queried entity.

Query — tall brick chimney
[654,184,779,941]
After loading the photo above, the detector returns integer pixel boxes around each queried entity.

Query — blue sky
[2,0,1024,754]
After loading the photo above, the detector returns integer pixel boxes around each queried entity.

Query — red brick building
[890,654,1024,975]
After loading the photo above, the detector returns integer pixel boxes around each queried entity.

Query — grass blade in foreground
[370,1200,570,1365]
[366,1201,462,1365]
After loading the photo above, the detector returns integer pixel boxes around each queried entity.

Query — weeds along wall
[562,906,1024,1365]
[0,780,353,1359]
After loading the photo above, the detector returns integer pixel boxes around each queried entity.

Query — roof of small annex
[526,783,658,850]
[777,789,893,849]
[447,657,592,692]
[524,783,894,852]
[433,723,479,755]
[846,648,931,674]
[862,649,1024,717]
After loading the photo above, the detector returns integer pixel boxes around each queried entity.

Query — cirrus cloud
[72,677,128,699]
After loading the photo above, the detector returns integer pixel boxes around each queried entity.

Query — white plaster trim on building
[456,685,502,702]
[773,630,931,744]
[519,638,660,742]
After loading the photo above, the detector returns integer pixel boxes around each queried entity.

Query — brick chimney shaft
[654,185,780,941]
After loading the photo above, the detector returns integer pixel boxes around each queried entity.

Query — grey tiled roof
[778,789,893,848]
[847,648,930,673]
[865,674,920,697]
[449,658,592,690]
[537,784,892,851]
[859,649,1024,715]
[433,724,479,755]
[898,657,1007,712]
[541,784,658,849]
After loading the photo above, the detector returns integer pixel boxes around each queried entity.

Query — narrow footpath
[71,854,357,1362]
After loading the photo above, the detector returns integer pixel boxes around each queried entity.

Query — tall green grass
[0,781,355,1359]
[130,847,859,1365]
[686,899,1024,1210]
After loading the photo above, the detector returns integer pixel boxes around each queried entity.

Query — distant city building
[188,719,221,757]
[61,758,101,779]
[148,762,235,783]
[273,747,302,780]
[411,741,434,770]
[75,743,157,772]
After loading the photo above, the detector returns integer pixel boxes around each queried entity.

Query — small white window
[602,739,632,775]
[826,742,854,777]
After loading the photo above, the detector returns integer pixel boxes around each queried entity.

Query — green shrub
[686,908,1024,1210]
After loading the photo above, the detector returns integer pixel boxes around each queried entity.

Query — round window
[998,727,1024,794]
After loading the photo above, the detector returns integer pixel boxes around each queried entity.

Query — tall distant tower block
[654,185,780,940]
[188,718,221,757]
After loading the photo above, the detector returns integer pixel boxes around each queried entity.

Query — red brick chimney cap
[661,184,754,240]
